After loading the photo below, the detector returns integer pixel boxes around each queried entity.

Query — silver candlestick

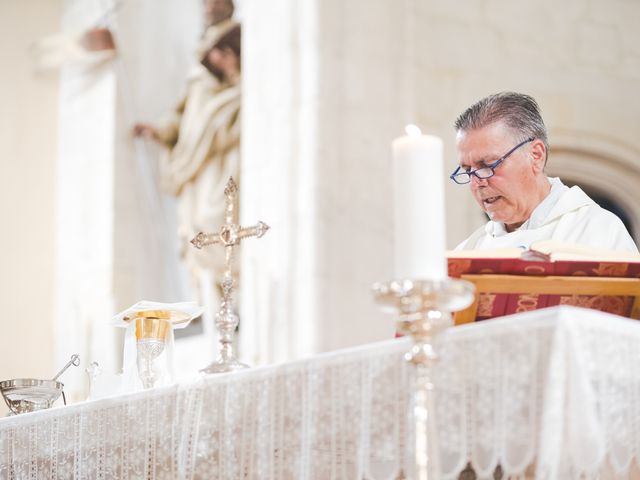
[191,177,269,374]
[373,278,475,480]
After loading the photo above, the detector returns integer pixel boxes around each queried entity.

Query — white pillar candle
[392,125,447,280]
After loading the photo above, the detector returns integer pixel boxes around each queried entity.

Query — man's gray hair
[454,92,549,160]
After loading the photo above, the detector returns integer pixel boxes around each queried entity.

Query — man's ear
[531,140,546,173]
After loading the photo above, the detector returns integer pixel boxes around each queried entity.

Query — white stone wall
[0,1,60,392]
[241,0,413,364]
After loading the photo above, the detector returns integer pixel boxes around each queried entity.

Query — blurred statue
[133,0,241,302]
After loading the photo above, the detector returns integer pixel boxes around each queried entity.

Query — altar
[1,305,640,479]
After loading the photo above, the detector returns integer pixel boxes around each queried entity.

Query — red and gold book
[447,240,640,320]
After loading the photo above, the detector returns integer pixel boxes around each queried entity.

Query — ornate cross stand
[190,177,269,374]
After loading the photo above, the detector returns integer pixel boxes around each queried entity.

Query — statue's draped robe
[155,19,241,279]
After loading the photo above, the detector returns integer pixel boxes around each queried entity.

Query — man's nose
[470,174,489,187]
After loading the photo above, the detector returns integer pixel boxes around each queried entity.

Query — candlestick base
[372,277,475,480]
[198,298,249,375]
[200,358,248,375]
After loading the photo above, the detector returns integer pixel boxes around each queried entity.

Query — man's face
[204,0,233,26]
[455,122,543,230]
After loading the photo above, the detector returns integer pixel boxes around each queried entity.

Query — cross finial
[190,177,269,250]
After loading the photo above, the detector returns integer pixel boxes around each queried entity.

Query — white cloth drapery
[2,306,640,479]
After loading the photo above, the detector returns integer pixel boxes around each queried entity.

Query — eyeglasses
[449,137,535,184]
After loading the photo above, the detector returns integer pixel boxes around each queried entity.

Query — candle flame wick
[405,124,422,137]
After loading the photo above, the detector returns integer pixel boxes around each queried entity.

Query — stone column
[240,0,418,363]
[55,0,119,400]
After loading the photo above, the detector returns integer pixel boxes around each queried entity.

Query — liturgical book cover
[447,240,640,320]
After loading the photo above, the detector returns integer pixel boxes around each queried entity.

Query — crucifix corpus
[190,176,269,374]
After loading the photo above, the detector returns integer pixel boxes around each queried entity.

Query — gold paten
[123,309,191,326]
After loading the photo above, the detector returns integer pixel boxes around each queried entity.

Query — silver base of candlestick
[200,358,248,375]
[373,277,475,480]
[199,274,249,375]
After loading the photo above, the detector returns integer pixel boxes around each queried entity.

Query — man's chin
[484,210,509,223]
[486,212,527,231]
[483,208,500,220]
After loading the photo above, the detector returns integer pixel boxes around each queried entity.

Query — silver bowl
[0,378,65,415]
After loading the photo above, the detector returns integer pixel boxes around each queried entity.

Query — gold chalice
[134,314,171,389]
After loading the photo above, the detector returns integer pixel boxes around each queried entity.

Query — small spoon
[52,354,81,381]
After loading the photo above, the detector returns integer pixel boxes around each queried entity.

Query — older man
[451,92,637,253]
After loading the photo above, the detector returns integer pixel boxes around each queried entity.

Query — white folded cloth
[111,301,204,330]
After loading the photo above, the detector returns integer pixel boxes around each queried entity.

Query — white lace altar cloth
[1,305,640,479]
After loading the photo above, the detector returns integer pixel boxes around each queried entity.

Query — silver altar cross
[190,176,269,374]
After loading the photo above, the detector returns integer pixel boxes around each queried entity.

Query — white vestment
[456,177,638,252]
